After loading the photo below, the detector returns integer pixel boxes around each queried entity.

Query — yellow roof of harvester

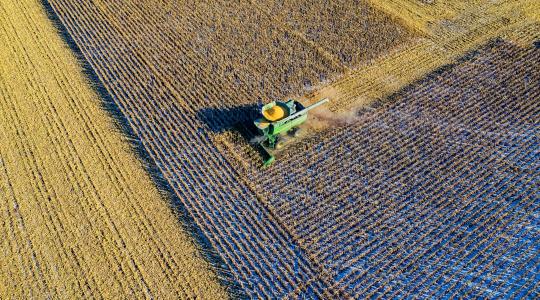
[262,103,289,121]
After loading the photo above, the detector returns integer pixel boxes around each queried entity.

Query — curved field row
[222,40,540,297]
[0,0,226,298]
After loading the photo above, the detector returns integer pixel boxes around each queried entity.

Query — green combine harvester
[253,98,329,166]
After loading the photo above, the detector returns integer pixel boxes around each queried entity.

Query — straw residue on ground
[0,0,226,298]
[223,40,540,298]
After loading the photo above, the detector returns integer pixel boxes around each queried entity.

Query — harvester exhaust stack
[253,98,329,166]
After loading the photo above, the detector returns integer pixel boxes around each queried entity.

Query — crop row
[364,0,495,33]
[45,0,539,297]
[252,0,413,67]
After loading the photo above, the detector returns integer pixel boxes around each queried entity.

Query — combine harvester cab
[253,98,329,166]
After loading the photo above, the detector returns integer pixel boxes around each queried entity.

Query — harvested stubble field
[0,0,226,298]
[35,0,540,298]
[224,39,540,298]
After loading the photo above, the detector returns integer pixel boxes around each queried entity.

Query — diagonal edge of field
[38,0,244,298]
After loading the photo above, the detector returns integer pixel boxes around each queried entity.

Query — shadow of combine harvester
[197,104,276,166]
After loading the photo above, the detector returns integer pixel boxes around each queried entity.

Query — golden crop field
[4,0,539,297]
[0,0,226,298]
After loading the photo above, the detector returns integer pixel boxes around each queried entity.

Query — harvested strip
[364,0,488,33]
[0,0,226,298]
